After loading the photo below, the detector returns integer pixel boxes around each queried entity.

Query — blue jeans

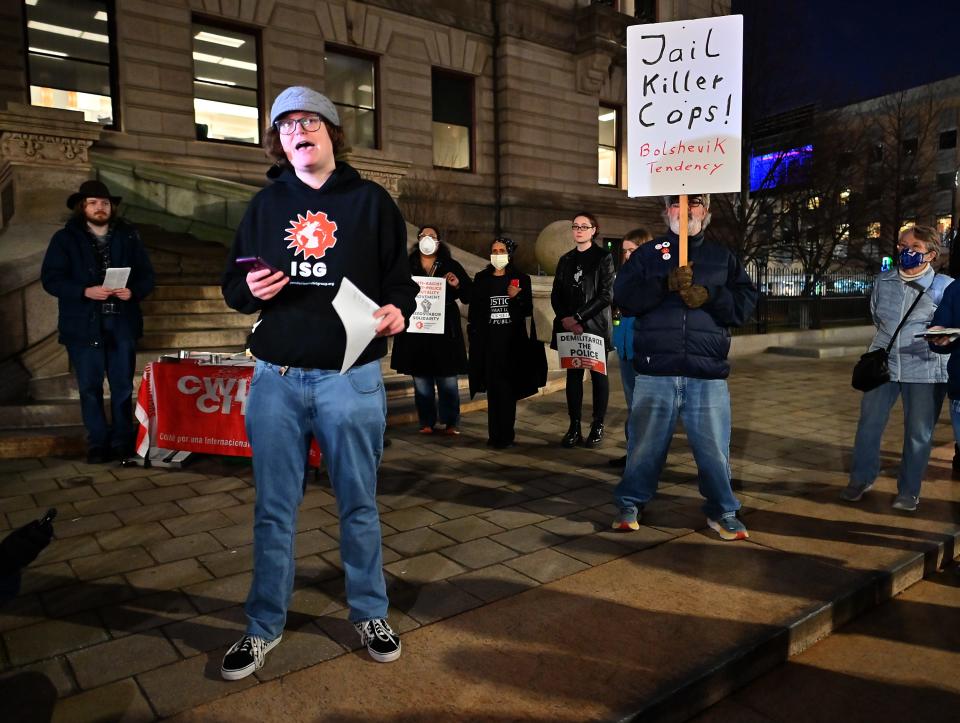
[67,328,136,452]
[849,381,946,499]
[614,374,740,520]
[244,359,388,640]
[412,375,460,428]
[618,356,636,441]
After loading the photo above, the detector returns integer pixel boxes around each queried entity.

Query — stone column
[0,103,103,228]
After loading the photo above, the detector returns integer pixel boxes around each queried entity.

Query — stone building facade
[0,0,725,270]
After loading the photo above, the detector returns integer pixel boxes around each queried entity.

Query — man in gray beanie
[610,192,756,541]
[219,86,418,680]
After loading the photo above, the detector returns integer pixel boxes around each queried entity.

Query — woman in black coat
[467,237,535,449]
[550,211,615,449]
[391,225,472,434]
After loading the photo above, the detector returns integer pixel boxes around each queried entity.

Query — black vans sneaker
[220,634,282,680]
[354,618,402,662]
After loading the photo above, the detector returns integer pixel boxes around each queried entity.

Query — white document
[331,277,380,375]
[103,267,131,289]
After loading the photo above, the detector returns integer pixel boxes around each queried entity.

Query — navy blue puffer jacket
[613,231,756,379]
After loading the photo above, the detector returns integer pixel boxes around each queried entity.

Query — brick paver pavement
[0,352,953,720]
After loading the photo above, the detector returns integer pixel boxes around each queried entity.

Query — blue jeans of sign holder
[243,359,388,641]
[614,374,741,520]
[412,375,460,428]
[849,380,946,499]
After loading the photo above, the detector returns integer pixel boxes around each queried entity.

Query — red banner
[135,360,320,465]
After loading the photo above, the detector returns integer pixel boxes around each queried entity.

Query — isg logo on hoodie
[285,210,338,280]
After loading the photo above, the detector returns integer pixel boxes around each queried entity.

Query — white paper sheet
[103,267,131,289]
[331,277,380,375]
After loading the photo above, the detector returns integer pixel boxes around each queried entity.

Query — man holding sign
[611,194,756,540]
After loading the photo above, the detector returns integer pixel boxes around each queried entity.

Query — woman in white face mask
[467,238,538,448]
[390,225,473,435]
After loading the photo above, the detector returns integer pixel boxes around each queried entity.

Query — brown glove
[668,264,694,291]
[679,284,709,308]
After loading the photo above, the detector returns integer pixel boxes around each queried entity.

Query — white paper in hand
[103,267,131,289]
[331,277,380,374]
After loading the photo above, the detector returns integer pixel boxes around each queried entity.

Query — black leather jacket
[550,243,615,348]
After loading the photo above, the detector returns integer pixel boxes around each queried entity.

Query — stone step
[153,273,223,286]
[151,285,223,301]
[141,328,249,349]
[0,372,565,454]
[765,344,866,359]
[143,312,253,332]
[141,298,234,315]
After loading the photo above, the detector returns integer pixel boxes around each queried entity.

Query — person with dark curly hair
[467,237,535,448]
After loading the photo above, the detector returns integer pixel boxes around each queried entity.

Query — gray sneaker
[891,495,919,512]
[840,481,873,502]
[707,513,749,541]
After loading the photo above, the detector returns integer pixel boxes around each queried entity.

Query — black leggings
[565,368,608,422]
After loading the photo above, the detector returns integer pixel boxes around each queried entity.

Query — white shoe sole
[221,635,282,681]
[368,640,402,663]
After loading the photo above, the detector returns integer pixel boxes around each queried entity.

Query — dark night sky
[732,0,960,114]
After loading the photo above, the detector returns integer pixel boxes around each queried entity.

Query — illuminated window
[866,221,881,238]
[900,219,916,233]
[806,196,820,210]
[432,69,473,171]
[937,216,952,235]
[839,188,851,205]
[192,21,260,144]
[598,105,620,186]
[325,48,377,150]
[24,0,117,126]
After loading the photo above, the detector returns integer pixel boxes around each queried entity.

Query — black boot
[561,419,582,448]
[585,420,604,448]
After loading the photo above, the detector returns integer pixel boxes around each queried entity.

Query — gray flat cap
[269,86,340,126]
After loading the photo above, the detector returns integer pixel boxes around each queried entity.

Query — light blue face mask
[899,248,926,270]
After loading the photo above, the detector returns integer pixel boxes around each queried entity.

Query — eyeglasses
[669,199,704,208]
[571,224,594,231]
[275,116,323,135]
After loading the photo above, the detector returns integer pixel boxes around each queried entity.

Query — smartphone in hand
[235,256,281,274]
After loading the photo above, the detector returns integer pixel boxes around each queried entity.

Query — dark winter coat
[613,230,756,379]
[390,244,473,377]
[550,243,615,349]
[467,265,535,398]
[41,217,155,347]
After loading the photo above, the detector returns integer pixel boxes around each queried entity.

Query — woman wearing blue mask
[842,225,952,511]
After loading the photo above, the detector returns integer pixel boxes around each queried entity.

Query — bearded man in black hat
[41,180,155,464]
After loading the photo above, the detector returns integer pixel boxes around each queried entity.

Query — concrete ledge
[731,326,874,357]
[765,344,866,359]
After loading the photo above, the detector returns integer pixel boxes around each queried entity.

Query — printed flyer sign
[557,332,607,375]
[409,275,446,334]
[627,15,743,196]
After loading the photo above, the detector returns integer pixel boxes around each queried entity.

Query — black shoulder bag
[851,289,925,393]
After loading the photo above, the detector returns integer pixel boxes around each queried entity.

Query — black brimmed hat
[66,180,122,210]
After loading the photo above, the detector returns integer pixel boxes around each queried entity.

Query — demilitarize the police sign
[627,15,743,197]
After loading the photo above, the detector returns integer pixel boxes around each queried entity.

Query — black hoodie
[221,162,419,369]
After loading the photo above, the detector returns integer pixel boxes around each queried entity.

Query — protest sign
[409,276,446,334]
[557,332,607,375]
[627,15,743,197]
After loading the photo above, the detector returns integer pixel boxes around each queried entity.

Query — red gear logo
[284,210,338,260]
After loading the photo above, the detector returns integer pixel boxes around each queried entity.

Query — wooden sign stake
[678,193,688,267]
